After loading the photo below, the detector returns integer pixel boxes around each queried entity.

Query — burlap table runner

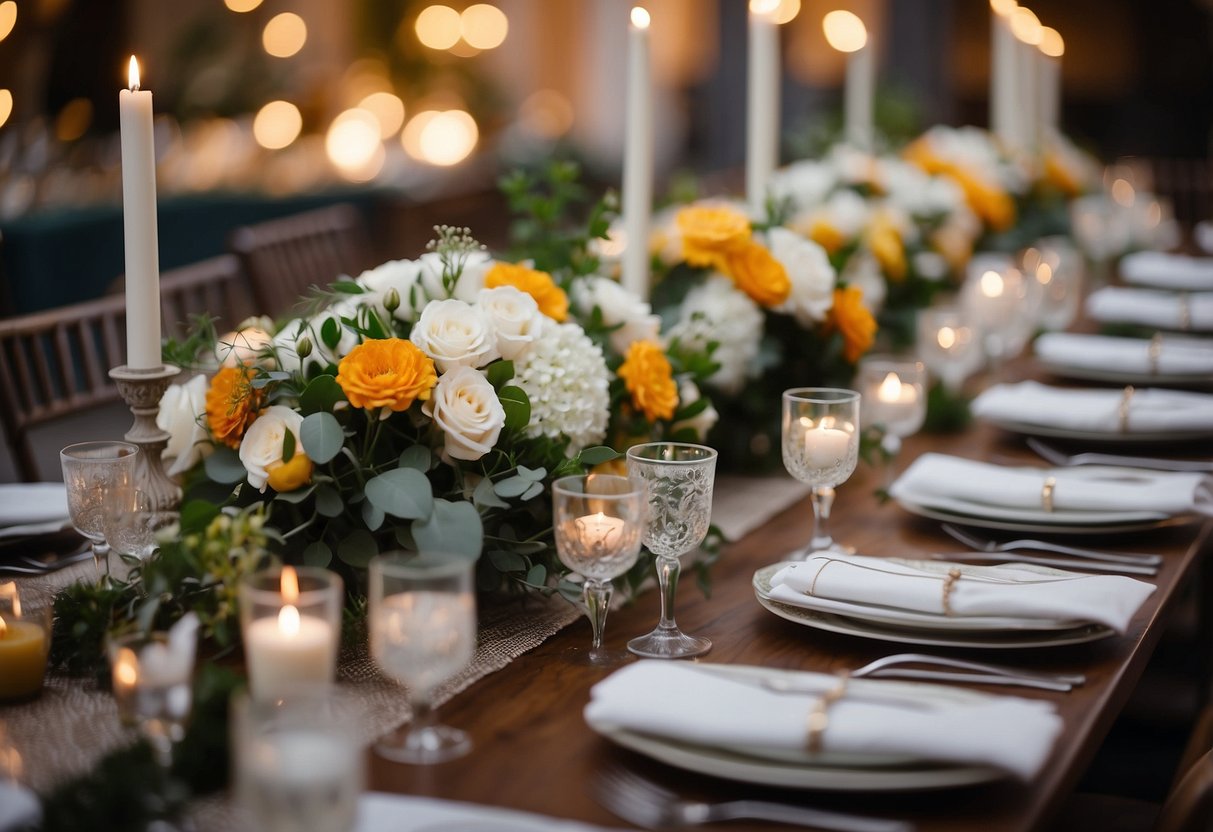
[3,475,809,796]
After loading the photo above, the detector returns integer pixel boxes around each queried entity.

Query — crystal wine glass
[625,442,717,659]
[856,358,926,488]
[551,474,646,666]
[782,388,861,559]
[103,488,179,561]
[60,441,139,576]
[369,553,476,764]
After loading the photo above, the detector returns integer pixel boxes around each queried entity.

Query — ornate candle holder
[109,364,182,512]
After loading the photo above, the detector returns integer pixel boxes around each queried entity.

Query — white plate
[1037,359,1213,389]
[980,415,1213,445]
[895,496,1188,535]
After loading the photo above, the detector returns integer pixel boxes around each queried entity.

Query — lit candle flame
[878,372,902,402]
[281,565,299,604]
[128,56,140,91]
[630,6,650,29]
[822,9,867,53]
[1009,7,1042,45]
[1040,26,1064,57]
[980,269,1005,297]
[0,613,6,638]
[938,326,957,350]
[750,0,780,16]
[115,647,139,687]
[278,604,301,637]
[989,0,1017,15]
[0,581,17,617]
[1037,262,1054,284]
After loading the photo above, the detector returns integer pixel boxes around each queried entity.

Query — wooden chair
[0,255,250,481]
[229,203,372,317]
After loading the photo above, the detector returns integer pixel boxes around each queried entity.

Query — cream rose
[423,366,506,461]
[215,326,274,367]
[239,405,305,492]
[409,299,500,372]
[767,227,837,326]
[477,286,544,360]
[571,276,662,354]
[354,258,427,322]
[157,374,210,477]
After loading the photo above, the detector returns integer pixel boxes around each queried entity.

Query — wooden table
[369,421,1212,831]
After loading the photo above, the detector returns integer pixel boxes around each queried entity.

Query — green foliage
[923,381,973,434]
[159,313,219,371]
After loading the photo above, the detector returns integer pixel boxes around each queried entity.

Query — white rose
[239,405,305,492]
[671,380,718,441]
[354,258,427,322]
[273,302,360,375]
[410,299,500,372]
[767,227,837,326]
[768,160,838,212]
[156,374,210,477]
[478,286,544,360]
[842,252,887,314]
[215,326,274,367]
[423,366,506,461]
[571,276,661,353]
[417,250,494,302]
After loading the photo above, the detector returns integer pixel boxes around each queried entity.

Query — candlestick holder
[109,364,182,513]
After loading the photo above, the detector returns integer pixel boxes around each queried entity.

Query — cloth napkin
[972,380,1213,435]
[1035,332,1213,376]
[769,553,1155,634]
[1086,286,1213,331]
[0,483,69,527]
[1120,251,1213,291]
[889,451,1212,517]
[585,661,1062,781]
[0,782,41,832]
[356,792,616,831]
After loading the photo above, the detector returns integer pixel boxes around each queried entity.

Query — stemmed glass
[103,488,179,561]
[856,358,927,487]
[625,443,717,659]
[552,474,646,666]
[369,553,476,764]
[59,441,139,576]
[781,388,861,559]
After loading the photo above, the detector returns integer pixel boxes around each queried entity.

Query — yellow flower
[1043,150,1082,198]
[676,205,751,270]
[904,139,1016,232]
[617,340,679,422]
[484,262,568,321]
[336,338,437,412]
[267,453,314,492]
[931,225,973,273]
[723,241,792,307]
[866,214,907,281]
[806,219,848,255]
[205,366,264,449]
[826,286,877,364]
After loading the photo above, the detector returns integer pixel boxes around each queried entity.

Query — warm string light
[263,12,307,58]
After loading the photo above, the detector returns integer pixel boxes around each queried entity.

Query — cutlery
[941,523,1162,566]
[759,654,1082,693]
[1027,437,1213,473]
[594,762,912,831]
[0,545,93,576]
[930,551,1158,576]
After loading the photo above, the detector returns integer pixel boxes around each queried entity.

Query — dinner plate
[895,496,1189,535]
[1037,359,1213,389]
[979,415,1213,445]
[751,564,1116,649]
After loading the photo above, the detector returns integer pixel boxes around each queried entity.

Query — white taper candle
[621,7,653,300]
[746,0,779,217]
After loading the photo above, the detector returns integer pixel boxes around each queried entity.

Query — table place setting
[1119,250,1213,291]
[0,483,72,542]
[1034,332,1213,386]
[1085,285,1213,332]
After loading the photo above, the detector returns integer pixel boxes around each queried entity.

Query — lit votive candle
[858,359,927,439]
[0,584,49,702]
[574,512,627,549]
[801,419,853,470]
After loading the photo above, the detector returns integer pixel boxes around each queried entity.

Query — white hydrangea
[767,227,836,326]
[571,276,661,354]
[512,319,610,454]
[665,274,763,395]
[768,160,839,212]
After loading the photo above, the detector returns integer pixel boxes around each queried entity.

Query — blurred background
[1,0,1211,314]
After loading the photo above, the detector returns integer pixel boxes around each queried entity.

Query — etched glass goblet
[782,388,861,559]
[625,443,717,659]
[59,441,138,576]
[103,488,178,561]
[552,474,646,666]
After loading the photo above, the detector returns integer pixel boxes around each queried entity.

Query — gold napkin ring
[1041,476,1057,513]
[1148,334,1163,375]
[941,568,962,616]
[1119,385,1135,432]
[806,672,850,753]
[1178,292,1192,331]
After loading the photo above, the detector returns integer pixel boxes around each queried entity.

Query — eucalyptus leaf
[365,468,434,520]
[411,499,483,559]
[314,485,344,518]
[299,375,345,415]
[394,525,416,550]
[473,477,509,509]
[397,446,432,473]
[281,430,296,464]
[300,412,344,464]
[516,465,546,481]
[498,385,531,432]
[521,481,544,501]
[493,476,531,498]
[577,446,619,466]
[302,542,332,568]
[362,499,385,531]
[525,563,547,588]
[272,484,316,505]
[203,447,248,485]
[337,530,378,568]
[488,549,527,573]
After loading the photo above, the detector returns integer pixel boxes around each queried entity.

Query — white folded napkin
[1086,286,1213,331]
[972,380,1213,435]
[769,553,1154,634]
[585,661,1062,781]
[0,483,69,527]
[0,782,41,832]
[889,451,1212,516]
[356,792,614,832]
[1120,251,1213,291]
[1035,332,1213,376]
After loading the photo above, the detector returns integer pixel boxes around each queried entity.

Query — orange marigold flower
[723,241,792,307]
[676,205,751,270]
[205,366,264,449]
[866,214,907,282]
[484,262,568,321]
[826,286,877,364]
[267,453,314,492]
[336,338,437,412]
[617,341,679,422]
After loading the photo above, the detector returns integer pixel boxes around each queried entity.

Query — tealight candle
[0,584,48,702]
[801,418,853,470]
[857,358,927,454]
[573,512,627,550]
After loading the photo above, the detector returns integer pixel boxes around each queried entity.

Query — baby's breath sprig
[427,225,485,296]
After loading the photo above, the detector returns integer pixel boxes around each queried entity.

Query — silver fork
[1027,437,1213,473]
[594,763,912,831]
[941,523,1162,566]
[761,654,1083,693]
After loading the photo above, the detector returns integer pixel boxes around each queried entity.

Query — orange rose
[676,205,751,270]
[806,219,848,255]
[205,366,264,449]
[484,262,568,321]
[866,214,907,282]
[617,340,679,422]
[904,139,1016,232]
[723,241,792,307]
[336,338,437,412]
[826,286,877,364]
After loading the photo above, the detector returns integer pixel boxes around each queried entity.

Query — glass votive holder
[916,306,980,393]
[0,584,50,703]
[857,357,927,447]
[239,566,342,701]
[961,255,1035,365]
[232,687,364,832]
[1021,237,1084,331]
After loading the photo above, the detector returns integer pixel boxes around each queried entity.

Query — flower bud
[296,336,313,359]
[384,288,401,313]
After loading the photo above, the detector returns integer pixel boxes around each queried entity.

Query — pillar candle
[118,56,162,370]
[746,0,780,216]
[824,11,873,154]
[1038,27,1064,136]
[1009,7,1042,155]
[989,0,1018,148]
[621,7,653,299]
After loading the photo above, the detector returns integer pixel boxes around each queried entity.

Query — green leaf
[394,525,416,550]
[411,499,483,559]
[525,563,547,588]
[673,396,709,422]
[362,499,385,531]
[281,430,296,464]
[473,476,509,509]
[485,360,515,389]
[299,375,345,415]
[203,447,247,484]
[273,483,316,504]
[498,385,531,432]
[337,530,378,568]
[314,485,344,517]
[493,476,531,498]
[398,445,432,472]
[521,481,544,501]
[577,446,619,466]
[300,412,344,464]
[179,500,220,532]
[365,468,434,520]
[557,578,584,604]
[302,542,332,568]
[488,549,527,572]
[516,465,546,481]
[330,280,364,294]
[320,317,341,350]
